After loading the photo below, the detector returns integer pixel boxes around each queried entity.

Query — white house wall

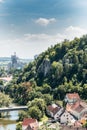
[54,108,64,120]
[60,111,76,124]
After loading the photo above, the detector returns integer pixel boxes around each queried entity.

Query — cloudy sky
[0,0,87,59]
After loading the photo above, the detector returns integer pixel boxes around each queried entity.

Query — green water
[0,111,18,130]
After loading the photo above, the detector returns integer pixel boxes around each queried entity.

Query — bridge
[0,106,28,112]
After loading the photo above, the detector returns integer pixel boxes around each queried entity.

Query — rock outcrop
[38,58,51,77]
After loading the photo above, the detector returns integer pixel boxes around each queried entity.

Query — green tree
[16,122,22,130]
[0,92,12,107]
[28,98,46,113]
[42,84,51,94]
[51,61,63,79]
[0,80,3,85]
[18,111,28,121]
[27,98,46,120]
[28,106,42,120]
[43,94,53,105]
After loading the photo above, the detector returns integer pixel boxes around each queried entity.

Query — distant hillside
[20,58,33,63]
[0,57,33,67]
[0,57,33,62]
[0,57,10,61]
[5,35,87,105]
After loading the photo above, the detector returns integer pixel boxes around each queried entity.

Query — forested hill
[5,35,87,105]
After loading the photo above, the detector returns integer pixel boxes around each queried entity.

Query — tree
[27,98,46,120]
[0,80,3,85]
[16,122,22,130]
[28,98,46,114]
[18,111,28,121]
[43,94,53,105]
[9,82,32,105]
[42,84,51,94]
[83,120,87,130]
[51,61,63,79]
[28,106,42,120]
[0,92,12,107]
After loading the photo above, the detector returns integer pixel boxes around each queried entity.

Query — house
[66,101,87,120]
[64,93,80,104]
[54,107,64,121]
[47,104,64,120]
[60,110,76,124]
[22,118,39,130]
[60,121,83,130]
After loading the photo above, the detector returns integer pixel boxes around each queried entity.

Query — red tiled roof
[29,123,38,130]
[47,105,61,115]
[22,118,37,126]
[71,101,86,112]
[75,105,84,113]
[53,107,60,115]
[71,101,80,110]
[66,93,80,100]
[66,101,87,113]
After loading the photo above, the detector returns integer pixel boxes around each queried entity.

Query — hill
[5,35,87,105]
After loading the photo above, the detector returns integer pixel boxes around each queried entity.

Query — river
[0,110,18,130]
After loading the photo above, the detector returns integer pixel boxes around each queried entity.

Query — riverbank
[0,119,16,125]
[0,110,18,130]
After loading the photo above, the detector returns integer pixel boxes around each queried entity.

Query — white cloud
[0,0,4,3]
[0,33,64,58]
[35,18,56,26]
[65,26,87,39]
[0,26,87,59]
[24,33,64,43]
[76,0,87,7]
[22,26,87,58]
[24,26,87,43]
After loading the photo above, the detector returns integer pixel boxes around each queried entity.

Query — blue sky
[0,0,87,58]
